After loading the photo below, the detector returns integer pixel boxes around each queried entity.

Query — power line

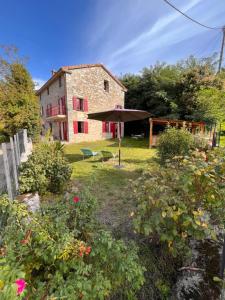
[162,0,222,31]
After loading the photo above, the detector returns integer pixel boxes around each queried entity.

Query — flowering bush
[132,148,225,256]
[0,190,145,299]
[19,140,72,194]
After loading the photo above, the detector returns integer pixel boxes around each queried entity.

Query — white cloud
[108,0,204,66]
[33,78,46,90]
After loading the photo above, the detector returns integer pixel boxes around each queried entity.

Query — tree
[0,46,40,139]
[194,87,225,125]
[120,55,225,135]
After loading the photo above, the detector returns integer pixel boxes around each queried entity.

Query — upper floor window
[77,98,84,111]
[59,76,62,88]
[73,96,88,112]
[104,80,109,92]
[47,87,49,95]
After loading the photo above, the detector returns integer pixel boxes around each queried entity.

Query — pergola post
[149,118,153,148]
[200,123,204,134]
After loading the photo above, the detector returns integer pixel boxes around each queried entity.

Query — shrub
[19,141,72,194]
[132,148,225,257]
[158,127,194,163]
[0,192,145,299]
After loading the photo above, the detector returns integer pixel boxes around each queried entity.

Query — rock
[19,192,40,212]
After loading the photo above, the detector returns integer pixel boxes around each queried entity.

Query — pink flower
[85,246,91,255]
[73,196,80,203]
[15,279,26,295]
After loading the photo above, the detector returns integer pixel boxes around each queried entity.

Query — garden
[0,50,225,299]
[1,127,225,299]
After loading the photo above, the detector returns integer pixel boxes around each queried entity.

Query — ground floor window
[78,121,84,133]
[74,120,88,134]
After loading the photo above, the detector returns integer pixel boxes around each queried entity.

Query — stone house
[36,64,127,143]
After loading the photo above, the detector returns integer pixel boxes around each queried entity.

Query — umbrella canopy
[88,108,151,122]
[88,108,152,167]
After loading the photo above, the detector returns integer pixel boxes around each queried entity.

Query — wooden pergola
[149,118,206,148]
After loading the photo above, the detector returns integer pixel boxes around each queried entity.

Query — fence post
[2,143,13,200]
[14,134,19,166]
[10,137,19,191]
[15,134,21,164]
[23,129,28,153]
[16,133,21,161]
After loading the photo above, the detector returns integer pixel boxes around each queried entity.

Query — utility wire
[162,0,222,31]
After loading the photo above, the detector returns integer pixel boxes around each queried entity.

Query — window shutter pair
[73,121,88,134]
[73,96,88,111]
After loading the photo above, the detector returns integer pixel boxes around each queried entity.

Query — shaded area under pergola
[149,118,206,148]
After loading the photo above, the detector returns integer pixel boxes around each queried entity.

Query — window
[41,106,44,116]
[104,80,109,92]
[78,121,84,133]
[59,76,62,88]
[77,98,84,111]
[47,87,49,95]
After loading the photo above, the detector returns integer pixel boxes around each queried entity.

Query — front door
[110,122,116,138]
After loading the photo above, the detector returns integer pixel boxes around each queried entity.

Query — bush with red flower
[0,190,145,299]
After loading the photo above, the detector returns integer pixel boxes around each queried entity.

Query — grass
[65,137,156,230]
[64,138,179,299]
[221,135,225,147]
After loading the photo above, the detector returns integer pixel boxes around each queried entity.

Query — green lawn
[221,136,225,147]
[65,138,156,230]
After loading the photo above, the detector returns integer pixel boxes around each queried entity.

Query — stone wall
[39,65,125,143]
[39,73,66,139]
[66,66,125,143]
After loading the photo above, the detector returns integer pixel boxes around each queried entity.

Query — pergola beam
[149,118,205,148]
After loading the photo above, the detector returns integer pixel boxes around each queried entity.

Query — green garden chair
[101,150,117,162]
[80,148,99,159]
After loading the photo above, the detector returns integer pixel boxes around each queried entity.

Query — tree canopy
[121,55,225,134]
[0,46,40,139]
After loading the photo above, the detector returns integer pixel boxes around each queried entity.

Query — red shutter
[73,96,77,110]
[84,121,88,134]
[102,121,106,133]
[84,98,88,112]
[62,96,66,114]
[73,121,78,134]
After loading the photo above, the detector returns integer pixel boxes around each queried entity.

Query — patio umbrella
[88,108,152,167]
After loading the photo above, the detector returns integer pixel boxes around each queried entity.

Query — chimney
[51,70,56,76]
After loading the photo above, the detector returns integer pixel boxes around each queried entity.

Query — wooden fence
[0,129,32,200]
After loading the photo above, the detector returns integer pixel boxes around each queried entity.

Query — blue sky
[1,0,225,88]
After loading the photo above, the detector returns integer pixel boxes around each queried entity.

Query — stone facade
[38,65,126,143]
[39,72,66,140]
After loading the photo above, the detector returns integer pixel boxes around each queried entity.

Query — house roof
[36,63,127,95]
